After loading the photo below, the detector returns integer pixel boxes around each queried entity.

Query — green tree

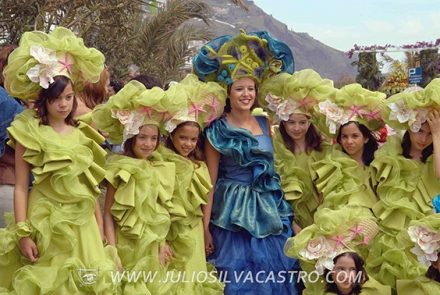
[420,48,439,87]
[1,1,216,82]
[352,52,384,91]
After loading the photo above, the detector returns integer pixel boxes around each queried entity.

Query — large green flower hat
[384,78,440,132]
[164,74,226,133]
[93,80,184,144]
[258,69,336,122]
[4,27,105,100]
[314,83,386,137]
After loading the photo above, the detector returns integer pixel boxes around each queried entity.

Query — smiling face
[283,113,311,142]
[228,77,257,112]
[409,122,433,153]
[45,81,75,123]
[170,123,200,157]
[339,122,368,160]
[132,124,159,159]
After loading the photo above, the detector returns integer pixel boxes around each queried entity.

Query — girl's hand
[204,228,215,257]
[428,110,440,137]
[19,237,39,262]
[159,242,173,266]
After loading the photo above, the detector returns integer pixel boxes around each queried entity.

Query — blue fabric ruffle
[433,194,440,213]
[205,118,293,238]
[209,221,299,295]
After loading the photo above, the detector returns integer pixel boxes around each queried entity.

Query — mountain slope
[197,0,356,81]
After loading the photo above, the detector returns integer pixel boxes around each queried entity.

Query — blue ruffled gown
[205,116,298,295]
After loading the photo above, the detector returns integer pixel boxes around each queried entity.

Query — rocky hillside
[196,0,357,81]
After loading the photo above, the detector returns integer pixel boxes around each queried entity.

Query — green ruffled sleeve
[7,109,41,152]
[7,109,106,197]
[371,136,440,232]
[105,154,174,241]
[311,145,378,213]
[157,145,211,224]
[397,277,440,295]
[272,127,325,227]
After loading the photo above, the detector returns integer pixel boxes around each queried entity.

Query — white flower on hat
[27,45,59,89]
[408,225,440,267]
[318,100,349,134]
[277,100,299,121]
[299,236,337,274]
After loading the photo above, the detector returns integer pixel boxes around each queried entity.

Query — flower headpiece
[93,80,184,144]
[284,208,378,275]
[192,29,294,87]
[384,78,440,132]
[4,27,105,100]
[406,215,440,267]
[258,69,336,122]
[314,83,386,136]
[164,74,226,133]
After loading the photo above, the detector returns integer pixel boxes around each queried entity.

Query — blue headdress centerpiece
[192,29,294,86]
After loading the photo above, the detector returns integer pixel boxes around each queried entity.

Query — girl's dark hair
[426,264,440,283]
[337,121,378,166]
[123,125,160,158]
[34,75,78,126]
[324,252,368,295]
[279,119,322,153]
[223,79,259,114]
[165,121,205,162]
[401,130,433,163]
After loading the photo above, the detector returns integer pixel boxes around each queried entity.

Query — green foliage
[353,52,384,91]
[420,48,439,87]
[0,0,213,82]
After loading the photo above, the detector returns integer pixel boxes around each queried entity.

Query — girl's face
[133,124,159,159]
[171,123,200,157]
[283,113,311,141]
[340,122,368,159]
[409,122,432,153]
[229,77,256,112]
[332,255,357,294]
[45,81,75,122]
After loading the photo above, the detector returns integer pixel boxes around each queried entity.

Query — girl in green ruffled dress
[258,69,336,228]
[396,214,440,295]
[158,74,225,294]
[366,79,440,288]
[93,80,182,294]
[0,27,118,294]
[311,84,386,217]
[284,207,391,295]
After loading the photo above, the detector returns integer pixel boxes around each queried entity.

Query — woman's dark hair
[401,130,433,163]
[324,252,368,295]
[123,124,160,158]
[279,119,322,153]
[337,121,378,166]
[223,78,259,114]
[34,75,78,126]
[165,121,205,162]
[130,74,163,89]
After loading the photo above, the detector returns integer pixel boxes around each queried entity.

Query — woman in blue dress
[193,30,299,294]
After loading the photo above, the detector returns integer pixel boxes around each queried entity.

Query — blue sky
[253,0,440,55]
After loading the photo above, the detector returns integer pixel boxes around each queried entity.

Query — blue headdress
[193,29,294,86]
